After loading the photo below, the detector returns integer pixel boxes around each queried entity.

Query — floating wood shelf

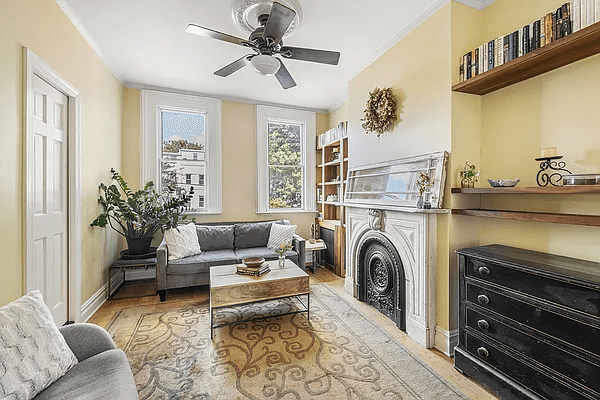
[452,209,600,227]
[452,186,600,194]
[322,160,341,167]
[452,21,600,95]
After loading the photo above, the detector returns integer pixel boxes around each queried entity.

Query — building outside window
[141,90,222,214]
[161,111,206,212]
[256,106,316,213]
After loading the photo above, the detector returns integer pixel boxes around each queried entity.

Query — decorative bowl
[487,178,520,187]
[242,257,265,268]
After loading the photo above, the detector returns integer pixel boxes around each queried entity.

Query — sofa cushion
[267,223,297,250]
[33,349,137,400]
[235,247,297,261]
[196,225,235,251]
[234,220,285,249]
[0,291,78,400]
[164,222,202,261]
[167,249,238,275]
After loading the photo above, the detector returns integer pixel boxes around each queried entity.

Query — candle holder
[535,156,571,187]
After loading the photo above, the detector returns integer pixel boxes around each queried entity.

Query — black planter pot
[126,236,153,255]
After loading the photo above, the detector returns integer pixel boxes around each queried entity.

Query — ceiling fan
[185,1,341,89]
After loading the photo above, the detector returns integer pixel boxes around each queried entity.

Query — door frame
[23,48,83,322]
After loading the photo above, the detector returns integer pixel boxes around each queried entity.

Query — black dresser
[455,244,600,400]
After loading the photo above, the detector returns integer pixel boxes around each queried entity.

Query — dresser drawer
[466,282,600,357]
[466,257,600,317]
[465,333,594,400]
[467,306,600,394]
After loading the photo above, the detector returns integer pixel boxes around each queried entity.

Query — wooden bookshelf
[453,21,600,95]
[452,186,600,194]
[316,123,349,278]
[452,209,600,227]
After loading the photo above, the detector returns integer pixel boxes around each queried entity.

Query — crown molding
[346,0,449,82]
[327,97,348,114]
[54,0,125,84]
[124,81,329,114]
[454,0,496,10]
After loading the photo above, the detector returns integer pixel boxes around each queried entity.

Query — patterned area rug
[107,284,467,400]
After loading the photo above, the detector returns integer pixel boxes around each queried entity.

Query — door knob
[477,347,489,358]
[477,294,490,305]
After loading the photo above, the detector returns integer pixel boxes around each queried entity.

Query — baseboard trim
[434,325,459,357]
[80,283,108,323]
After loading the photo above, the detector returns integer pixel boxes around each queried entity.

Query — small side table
[305,240,327,273]
[108,257,157,299]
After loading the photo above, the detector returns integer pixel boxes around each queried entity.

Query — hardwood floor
[88,267,497,400]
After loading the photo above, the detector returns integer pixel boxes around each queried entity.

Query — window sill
[185,211,223,216]
[256,210,319,215]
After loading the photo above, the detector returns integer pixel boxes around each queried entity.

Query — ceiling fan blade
[263,2,296,46]
[185,24,248,46]
[280,46,341,65]
[214,55,253,77]
[275,59,296,89]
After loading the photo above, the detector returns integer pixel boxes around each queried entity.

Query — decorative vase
[278,254,286,267]
[416,195,424,209]
[126,237,153,255]
[423,193,432,209]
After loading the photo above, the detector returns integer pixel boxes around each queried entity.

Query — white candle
[540,147,557,158]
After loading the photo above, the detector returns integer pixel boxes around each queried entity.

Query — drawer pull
[477,319,490,330]
[477,294,490,305]
[478,266,491,276]
[477,347,490,358]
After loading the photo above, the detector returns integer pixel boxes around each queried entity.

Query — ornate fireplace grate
[357,233,406,331]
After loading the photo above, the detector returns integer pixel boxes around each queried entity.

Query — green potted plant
[90,169,194,255]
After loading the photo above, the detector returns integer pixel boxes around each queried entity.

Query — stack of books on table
[236,263,270,276]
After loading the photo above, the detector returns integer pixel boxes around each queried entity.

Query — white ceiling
[62,0,451,112]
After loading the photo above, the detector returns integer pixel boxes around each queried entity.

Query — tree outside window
[268,122,303,209]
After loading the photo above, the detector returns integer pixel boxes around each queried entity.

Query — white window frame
[256,105,316,214]
[141,90,222,214]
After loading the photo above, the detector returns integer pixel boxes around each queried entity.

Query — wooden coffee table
[209,259,310,339]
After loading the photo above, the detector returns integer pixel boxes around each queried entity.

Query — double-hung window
[256,106,316,213]
[141,90,222,214]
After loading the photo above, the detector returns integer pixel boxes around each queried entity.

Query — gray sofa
[34,323,137,399]
[157,220,306,302]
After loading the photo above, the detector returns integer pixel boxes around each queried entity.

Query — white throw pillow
[164,222,202,261]
[267,223,297,250]
[0,290,78,400]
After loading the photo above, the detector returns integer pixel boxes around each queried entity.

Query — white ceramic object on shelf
[487,178,520,187]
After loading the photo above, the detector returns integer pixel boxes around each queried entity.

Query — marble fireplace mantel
[345,205,447,349]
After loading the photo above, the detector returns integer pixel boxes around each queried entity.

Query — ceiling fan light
[251,54,281,76]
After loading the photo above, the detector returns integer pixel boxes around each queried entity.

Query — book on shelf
[587,0,595,26]
[459,57,464,83]
[503,35,510,63]
[496,37,503,67]
[482,44,487,74]
[473,48,479,76]
[562,3,572,37]
[596,0,600,24]
[540,17,547,47]
[533,20,541,50]
[522,24,530,55]
[545,13,554,44]
[488,40,495,70]
[511,31,519,59]
[573,0,581,32]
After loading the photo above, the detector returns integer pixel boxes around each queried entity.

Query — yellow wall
[121,90,328,239]
[327,103,348,130]
[347,4,452,170]
[0,0,124,306]
[339,3,453,330]
[474,0,600,262]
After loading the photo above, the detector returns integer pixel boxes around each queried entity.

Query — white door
[30,75,69,326]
